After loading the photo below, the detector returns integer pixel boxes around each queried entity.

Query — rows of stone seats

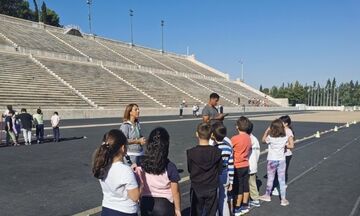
[192,78,247,105]
[47,32,134,65]
[38,57,160,108]
[97,38,169,71]
[0,52,91,109]
[218,80,278,106]
[169,55,224,78]
[109,67,200,108]
[134,47,205,76]
[154,73,235,107]
[0,20,80,56]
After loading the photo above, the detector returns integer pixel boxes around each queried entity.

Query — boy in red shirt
[231,116,251,216]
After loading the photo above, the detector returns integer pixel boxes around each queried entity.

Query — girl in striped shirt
[211,122,234,216]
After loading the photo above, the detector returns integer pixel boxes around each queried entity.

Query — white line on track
[349,194,360,216]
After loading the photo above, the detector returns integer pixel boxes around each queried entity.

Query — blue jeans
[53,127,60,142]
[36,124,44,142]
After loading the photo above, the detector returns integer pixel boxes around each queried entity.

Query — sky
[30,0,359,89]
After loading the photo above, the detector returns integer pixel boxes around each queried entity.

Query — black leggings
[141,196,175,216]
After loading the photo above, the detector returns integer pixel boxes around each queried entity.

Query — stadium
[1,1,360,216]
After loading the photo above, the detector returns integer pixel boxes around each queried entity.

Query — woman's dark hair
[269,119,286,138]
[92,129,128,180]
[279,115,295,137]
[37,109,42,114]
[141,127,170,175]
[123,103,139,123]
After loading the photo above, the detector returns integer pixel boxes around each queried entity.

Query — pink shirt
[135,161,180,203]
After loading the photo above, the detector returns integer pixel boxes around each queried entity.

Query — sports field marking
[349,194,360,216]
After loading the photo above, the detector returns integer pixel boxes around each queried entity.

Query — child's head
[211,122,227,142]
[236,116,251,133]
[92,129,128,180]
[196,122,212,141]
[246,121,254,135]
[142,127,170,175]
[279,115,292,127]
[269,119,286,138]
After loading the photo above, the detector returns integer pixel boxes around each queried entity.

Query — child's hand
[138,137,146,145]
[227,184,233,192]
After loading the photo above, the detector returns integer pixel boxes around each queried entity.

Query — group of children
[92,102,294,216]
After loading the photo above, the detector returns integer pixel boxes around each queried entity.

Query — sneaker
[281,199,289,206]
[234,207,248,216]
[259,195,271,202]
[272,187,280,196]
[240,205,250,214]
[250,200,261,207]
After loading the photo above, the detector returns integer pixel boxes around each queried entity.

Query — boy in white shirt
[247,122,261,207]
[51,112,60,142]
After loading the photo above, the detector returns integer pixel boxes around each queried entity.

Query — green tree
[33,0,39,22]
[40,1,47,24]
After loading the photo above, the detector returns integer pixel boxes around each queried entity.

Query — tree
[33,0,39,22]
[40,1,47,24]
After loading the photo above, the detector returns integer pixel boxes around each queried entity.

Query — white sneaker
[272,187,279,196]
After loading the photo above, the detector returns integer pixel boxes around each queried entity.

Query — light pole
[87,0,92,34]
[129,9,134,46]
[161,20,164,53]
[239,59,244,82]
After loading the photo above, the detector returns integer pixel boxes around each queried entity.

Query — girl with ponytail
[92,129,140,216]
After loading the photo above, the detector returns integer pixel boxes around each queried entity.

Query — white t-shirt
[284,128,294,156]
[100,161,138,213]
[266,135,288,161]
[249,134,260,174]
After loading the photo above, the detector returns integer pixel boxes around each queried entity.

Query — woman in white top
[259,119,294,206]
[92,129,140,216]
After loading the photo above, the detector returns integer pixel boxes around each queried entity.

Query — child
[259,119,290,206]
[92,129,140,216]
[51,112,60,142]
[211,122,234,216]
[272,115,295,196]
[247,121,261,207]
[187,122,222,216]
[135,127,181,216]
[231,116,252,216]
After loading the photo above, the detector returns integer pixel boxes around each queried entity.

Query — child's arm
[262,127,270,143]
[127,187,140,202]
[286,136,295,149]
[171,182,182,216]
[227,150,234,191]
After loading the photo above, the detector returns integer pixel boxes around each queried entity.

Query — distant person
[12,112,21,144]
[247,121,261,207]
[33,108,44,144]
[202,93,226,125]
[187,123,222,216]
[135,127,181,216]
[259,119,290,206]
[272,115,295,196]
[211,122,234,216]
[120,104,146,166]
[231,116,252,215]
[219,104,224,114]
[179,103,184,118]
[51,112,60,142]
[4,110,18,146]
[17,108,33,145]
[92,129,140,216]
